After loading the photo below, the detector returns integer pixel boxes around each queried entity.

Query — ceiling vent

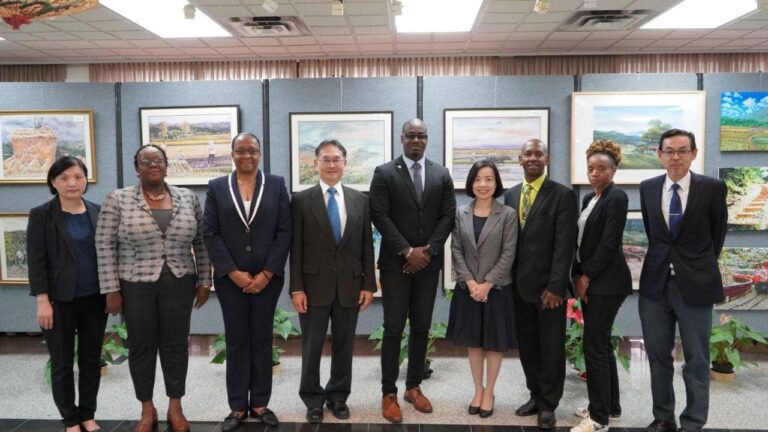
[557,10,656,31]
[222,16,311,37]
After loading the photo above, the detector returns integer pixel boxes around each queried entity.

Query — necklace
[237,179,257,186]
[144,190,166,201]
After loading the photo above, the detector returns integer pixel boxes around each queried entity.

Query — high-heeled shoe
[133,408,158,432]
[478,396,494,418]
[468,405,480,415]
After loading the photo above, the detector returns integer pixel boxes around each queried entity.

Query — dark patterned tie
[521,183,533,227]
[327,187,341,244]
[669,183,682,237]
[411,162,423,202]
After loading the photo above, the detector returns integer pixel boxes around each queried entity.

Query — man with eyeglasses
[638,129,727,432]
[289,139,376,424]
[369,118,456,423]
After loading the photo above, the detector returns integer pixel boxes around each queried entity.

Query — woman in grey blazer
[447,160,518,418]
[95,145,211,432]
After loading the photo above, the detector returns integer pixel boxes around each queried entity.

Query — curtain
[0,64,66,82]
[90,60,295,82]
[299,56,499,78]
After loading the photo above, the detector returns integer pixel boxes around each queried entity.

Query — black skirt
[447,282,517,352]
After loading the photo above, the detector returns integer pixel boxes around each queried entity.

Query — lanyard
[228,170,265,233]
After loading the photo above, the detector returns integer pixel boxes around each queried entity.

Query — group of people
[27,117,726,432]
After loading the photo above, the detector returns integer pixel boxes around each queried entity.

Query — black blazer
[27,197,101,302]
[203,171,292,280]
[290,184,376,307]
[639,172,728,306]
[503,178,578,304]
[571,183,632,297]
[369,155,456,273]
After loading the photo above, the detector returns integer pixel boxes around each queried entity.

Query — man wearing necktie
[369,119,456,423]
[289,140,376,424]
[502,139,577,429]
[638,129,727,432]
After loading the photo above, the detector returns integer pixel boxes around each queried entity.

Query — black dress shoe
[537,410,556,430]
[515,398,538,417]
[326,401,350,419]
[221,411,247,432]
[644,419,677,432]
[610,409,622,419]
[250,408,279,427]
[468,405,480,415]
[306,407,323,424]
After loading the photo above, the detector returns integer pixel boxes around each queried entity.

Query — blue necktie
[327,187,342,244]
[669,183,682,237]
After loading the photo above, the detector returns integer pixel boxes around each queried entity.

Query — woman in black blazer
[27,156,107,432]
[570,140,632,432]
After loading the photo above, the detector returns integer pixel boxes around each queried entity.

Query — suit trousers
[43,294,107,427]
[514,296,566,412]
[216,276,282,410]
[298,298,359,409]
[121,272,196,402]
[380,270,439,395]
[582,294,627,425]
[639,275,712,432]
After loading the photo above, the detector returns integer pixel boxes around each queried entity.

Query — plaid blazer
[95,184,211,293]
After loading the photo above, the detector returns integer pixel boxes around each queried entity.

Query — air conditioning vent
[557,10,656,31]
[223,16,311,37]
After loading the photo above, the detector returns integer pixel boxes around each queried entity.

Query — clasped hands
[291,290,373,314]
[573,274,590,304]
[104,283,211,316]
[465,280,492,303]
[402,245,431,274]
[230,269,272,295]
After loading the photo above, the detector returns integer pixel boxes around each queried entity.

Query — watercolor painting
[720,91,768,151]
[719,167,768,231]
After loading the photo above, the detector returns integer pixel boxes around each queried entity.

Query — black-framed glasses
[660,148,693,158]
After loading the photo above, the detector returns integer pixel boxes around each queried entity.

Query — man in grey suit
[369,118,456,423]
[503,139,577,430]
[639,129,727,432]
[290,139,376,424]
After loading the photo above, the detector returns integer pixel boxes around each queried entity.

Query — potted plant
[564,298,629,381]
[709,313,767,382]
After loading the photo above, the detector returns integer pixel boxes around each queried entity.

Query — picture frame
[443,234,456,291]
[571,92,705,185]
[444,108,549,189]
[139,105,240,185]
[720,91,768,152]
[0,110,95,184]
[716,247,768,310]
[290,112,393,192]
[622,211,646,291]
[0,213,29,284]
[719,166,768,231]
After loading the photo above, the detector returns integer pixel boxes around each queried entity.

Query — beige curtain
[90,60,295,82]
[299,56,499,78]
[0,65,66,82]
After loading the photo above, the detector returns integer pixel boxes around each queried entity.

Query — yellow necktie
[521,183,533,227]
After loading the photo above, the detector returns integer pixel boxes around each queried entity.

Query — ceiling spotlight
[391,0,402,16]
[262,0,278,14]
[331,0,344,16]
[533,0,550,14]
[183,2,196,19]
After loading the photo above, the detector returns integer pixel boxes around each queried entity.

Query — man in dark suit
[503,139,577,430]
[369,118,456,423]
[290,139,376,424]
[638,129,727,432]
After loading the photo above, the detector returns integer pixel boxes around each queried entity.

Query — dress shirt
[518,174,546,225]
[402,155,426,191]
[319,180,347,236]
[661,171,691,229]
[577,195,600,262]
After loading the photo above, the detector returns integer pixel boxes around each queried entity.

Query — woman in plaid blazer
[95,144,211,432]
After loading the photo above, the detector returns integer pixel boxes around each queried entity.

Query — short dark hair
[134,144,168,170]
[658,128,696,151]
[401,118,427,134]
[315,139,347,158]
[47,156,89,195]
[465,160,504,199]
[231,132,261,150]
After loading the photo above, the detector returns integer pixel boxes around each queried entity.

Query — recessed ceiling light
[395,0,483,33]
[101,0,231,38]
[642,0,756,29]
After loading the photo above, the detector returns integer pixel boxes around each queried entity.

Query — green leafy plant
[564,298,629,376]
[710,313,767,370]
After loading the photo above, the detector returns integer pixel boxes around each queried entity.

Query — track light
[183,2,195,19]
[533,0,550,14]
[262,0,278,14]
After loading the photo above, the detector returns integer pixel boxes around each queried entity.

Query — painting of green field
[720,92,768,151]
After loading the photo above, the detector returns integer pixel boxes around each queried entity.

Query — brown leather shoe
[133,408,158,432]
[382,393,403,423]
[404,387,433,413]
[167,409,190,432]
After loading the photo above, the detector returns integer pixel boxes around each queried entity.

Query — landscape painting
[622,211,646,290]
[719,167,768,231]
[140,105,239,185]
[720,91,768,151]
[444,109,549,189]
[290,112,392,192]
[717,247,768,310]
[0,214,29,284]
[572,92,705,184]
[0,110,95,184]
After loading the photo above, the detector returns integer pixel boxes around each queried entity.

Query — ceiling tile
[344,2,388,15]
[108,48,149,56]
[624,30,671,40]
[18,41,66,50]
[684,39,728,48]
[611,39,654,48]
[94,40,135,48]
[721,20,767,30]
[514,22,560,32]
[302,16,348,27]
[35,32,80,41]
[467,41,504,49]
[395,43,431,51]
[0,41,26,50]
[647,39,694,48]
[539,39,580,49]
[74,6,124,21]
[358,44,394,52]
[471,32,510,41]
[280,36,319,45]
[316,35,355,44]
[167,39,209,48]
[503,39,542,49]
[130,40,172,48]
[201,38,245,47]
[547,31,589,40]
[311,26,353,35]
[197,5,253,17]
[215,47,255,55]
[432,42,467,50]
[250,46,290,54]
[109,30,158,40]
[241,38,282,46]
[180,47,220,55]
[720,39,761,48]
[294,3,332,15]
[0,33,42,41]
[486,1,535,13]
[432,33,470,42]
[585,31,631,40]
[19,22,59,32]
[477,23,519,32]
[286,45,326,53]
[523,11,572,24]
[575,40,616,49]
[143,48,186,56]
[87,20,143,32]
[70,31,117,40]
[703,30,751,39]
[56,40,99,49]
[47,21,99,32]
[356,34,393,44]
[481,13,526,25]
[665,30,712,39]
[323,45,359,53]
[352,26,390,35]
[348,16,389,26]
[746,30,768,38]
[75,48,115,56]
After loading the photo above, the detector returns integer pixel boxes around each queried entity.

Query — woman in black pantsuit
[570,140,633,432]
[27,156,107,432]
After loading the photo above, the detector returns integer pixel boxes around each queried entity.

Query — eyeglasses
[138,158,167,167]
[233,149,260,156]
[660,148,693,158]
[318,158,346,166]
[404,133,428,140]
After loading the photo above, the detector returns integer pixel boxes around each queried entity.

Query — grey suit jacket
[452,199,518,289]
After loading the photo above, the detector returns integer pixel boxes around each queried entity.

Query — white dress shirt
[661,171,691,229]
[319,179,347,236]
[403,155,426,189]
[576,195,600,262]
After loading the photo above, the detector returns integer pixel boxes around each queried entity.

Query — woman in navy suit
[203,132,291,431]
[570,140,632,432]
[27,156,106,432]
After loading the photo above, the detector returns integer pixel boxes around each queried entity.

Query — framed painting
[139,105,240,185]
[290,112,393,192]
[0,110,95,184]
[716,247,768,310]
[719,167,768,231]
[571,92,705,184]
[0,213,29,284]
[444,108,549,189]
[720,92,768,151]
[373,225,382,297]
[622,211,646,291]
[443,234,456,291]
